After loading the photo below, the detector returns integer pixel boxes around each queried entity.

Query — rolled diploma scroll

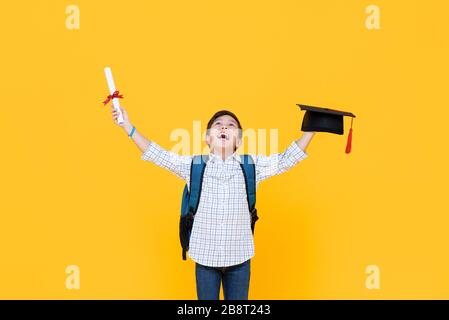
[104,67,124,125]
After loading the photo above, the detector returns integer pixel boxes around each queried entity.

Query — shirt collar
[208,151,242,164]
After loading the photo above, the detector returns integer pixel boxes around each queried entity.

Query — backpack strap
[239,155,258,233]
[180,155,208,260]
[187,155,209,215]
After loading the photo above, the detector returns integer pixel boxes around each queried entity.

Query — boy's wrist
[123,122,134,135]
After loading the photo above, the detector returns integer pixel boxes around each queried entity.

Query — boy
[110,106,315,300]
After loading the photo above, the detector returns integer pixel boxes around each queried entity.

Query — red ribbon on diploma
[103,90,124,105]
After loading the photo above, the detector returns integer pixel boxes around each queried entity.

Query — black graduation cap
[297,104,356,154]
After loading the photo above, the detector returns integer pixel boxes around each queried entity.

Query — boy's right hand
[111,105,132,130]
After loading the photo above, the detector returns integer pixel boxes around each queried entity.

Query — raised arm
[253,131,314,185]
[111,105,192,181]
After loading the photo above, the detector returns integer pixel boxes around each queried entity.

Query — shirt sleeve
[141,141,192,182]
[252,141,308,185]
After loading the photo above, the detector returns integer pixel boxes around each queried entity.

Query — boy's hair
[206,110,243,138]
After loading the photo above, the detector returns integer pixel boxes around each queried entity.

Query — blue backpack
[179,154,259,260]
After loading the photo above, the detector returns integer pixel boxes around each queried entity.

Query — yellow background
[1,0,448,299]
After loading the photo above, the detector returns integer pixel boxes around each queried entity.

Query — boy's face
[206,115,242,153]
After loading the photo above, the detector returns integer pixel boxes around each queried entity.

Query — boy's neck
[211,147,235,161]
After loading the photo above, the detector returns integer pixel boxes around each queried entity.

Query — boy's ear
[235,136,242,150]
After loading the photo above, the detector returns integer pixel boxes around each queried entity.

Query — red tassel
[345,117,353,154]
[345,128,353,154]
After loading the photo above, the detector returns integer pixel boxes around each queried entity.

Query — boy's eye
[229,123,235,127]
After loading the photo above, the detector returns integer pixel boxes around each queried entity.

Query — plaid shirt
[141,140,308,267]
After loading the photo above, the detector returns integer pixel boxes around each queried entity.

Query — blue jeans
[195,259,251,300]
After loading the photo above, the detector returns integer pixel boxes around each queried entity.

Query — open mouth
[217,132,229,141]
